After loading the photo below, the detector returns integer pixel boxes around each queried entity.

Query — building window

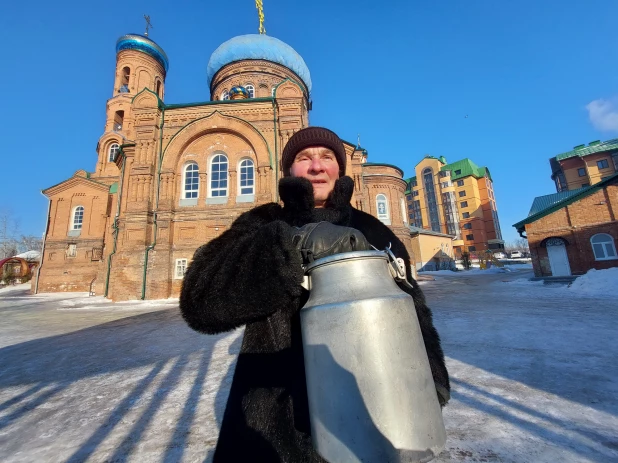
[466,234,474,241]
[457,179,464,186]
[109,143,119,162]
[462,212,470,218]
[423,168,441,232]
[401,197,408,224]
[73,206,84,230]
[597,159,609,169]
[468,246,476,252]
[221,91,229,100]
[454,169,462,175]
[245,84,255,98]
[406,194,413,201]
[460,201,468,208]
[441,181,452,188]
[442,191,460,237]
[66,244,77,258]
[463,223,472,230]
[209,154,228,197]
[591,233,617,260]
[410,200,423,228]
[376,194,390,224]
[578,168,586,177]
[412,190,419,197]
[175,259,188,279]
[183,162,199,199]
[239,159,255,195]
[459,190,466,197]
[272,87,276,97]
[156,80,162,97]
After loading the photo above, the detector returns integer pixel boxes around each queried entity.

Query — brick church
[35,32,414,301]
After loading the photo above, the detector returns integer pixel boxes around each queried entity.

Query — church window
[209,154,228,197]
[109,143,119,162]
[591,233,617,260]
[183,163,199,199]
[155,80,162,97]
[113,111,124,131]
[175,259,188,279]
[238,159,255,195]
[119,67,130,93]
[245,84,255,98]
[72,206,84,230]
[376,194,390,225]
[272,87,276,97]
[221,90,229,101]
[400,198,408,225]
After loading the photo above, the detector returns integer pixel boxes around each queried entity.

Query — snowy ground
[0,268,617,462]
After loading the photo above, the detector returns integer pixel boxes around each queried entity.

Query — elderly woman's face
[289,146,340,207]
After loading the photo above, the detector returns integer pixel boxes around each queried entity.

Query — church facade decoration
[35,32,413,301]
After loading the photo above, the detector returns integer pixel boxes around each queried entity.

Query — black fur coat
[179,176,449,462]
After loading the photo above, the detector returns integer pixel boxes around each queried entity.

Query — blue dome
[207,34,312,93]
[116,34,169,73]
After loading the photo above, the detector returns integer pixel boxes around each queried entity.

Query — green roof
[404,176,417,194]
[513,172,618,232]
[527,188,586,216]
[109,182,118,194]
[555,138,618,161]
[440,158,492,181]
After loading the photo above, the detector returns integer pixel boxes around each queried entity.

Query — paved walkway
[0,271,616,462]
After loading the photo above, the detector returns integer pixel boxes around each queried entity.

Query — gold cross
[144,15,153,36]
[255,0,266,34]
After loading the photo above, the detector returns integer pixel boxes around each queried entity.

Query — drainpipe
[272,99,279,202]
[141,104,165,299]
[34,193,51,294]
[104,149,128,297]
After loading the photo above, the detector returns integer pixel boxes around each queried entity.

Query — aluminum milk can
[300,250,446,463]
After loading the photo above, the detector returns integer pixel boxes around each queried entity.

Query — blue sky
[1,0,617,244]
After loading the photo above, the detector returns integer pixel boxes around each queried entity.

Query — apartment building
[550,139,618,192]
[405,155,504,256]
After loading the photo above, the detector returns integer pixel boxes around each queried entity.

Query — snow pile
[568,267,618,298]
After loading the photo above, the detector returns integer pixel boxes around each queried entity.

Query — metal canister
[301,250,446,463]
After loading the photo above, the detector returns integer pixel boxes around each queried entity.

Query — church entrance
[546,238,571,276]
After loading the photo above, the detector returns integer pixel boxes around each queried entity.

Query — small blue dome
[116,34,169,73]
[207,34,311,93]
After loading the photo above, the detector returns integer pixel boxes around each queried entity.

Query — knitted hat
[281,127,347,177]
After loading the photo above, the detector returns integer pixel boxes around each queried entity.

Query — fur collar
[279,176,354,227]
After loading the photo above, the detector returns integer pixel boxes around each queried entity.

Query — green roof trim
[513,172,618,232]
[362,162,404,177]
[109,182,118,194]
[164,97,274,110]
[440,158,492,181]
[554,138,618,161]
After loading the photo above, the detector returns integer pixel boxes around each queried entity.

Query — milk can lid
[304,250,388,274]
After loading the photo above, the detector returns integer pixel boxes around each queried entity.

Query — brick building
[405,155,504,257]
[513,173,618,277]
[34,33,414,301]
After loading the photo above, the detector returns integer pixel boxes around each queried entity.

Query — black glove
[290,222,371,264]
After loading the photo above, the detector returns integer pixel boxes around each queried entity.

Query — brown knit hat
[281,127,347,177]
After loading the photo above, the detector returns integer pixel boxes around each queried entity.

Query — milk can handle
[384,244,416,292]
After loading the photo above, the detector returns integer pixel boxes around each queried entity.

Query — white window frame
[72,206,84,230]
[238,158,255,196]
[183,162,199,199]
[109,143,119,162]
[590,233,617,261]
[376,194,390,225]
[66,244,77,258]
[175,258,188,279]
[272,86,276,97]
[209,153,229,198]
[245,84,255,98]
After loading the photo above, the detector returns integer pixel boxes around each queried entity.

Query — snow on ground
[0,270,617,462]
[568,267,618,298]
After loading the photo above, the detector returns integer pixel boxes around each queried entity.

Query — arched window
[119,67,130,93]
[73,206,84,230]
[401,197,408,225]
[221,90,229,101]
[376,194,390,225]
[108,143,119,162]
[238,159,255,195]
[183,163,199,199]
[245,84,255,98]
[210,154,228,197]
[272,87,276,97]
[155,80,162,97]
[591,233,617,260]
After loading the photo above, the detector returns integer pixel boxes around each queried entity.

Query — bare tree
[18,235,43,253]
[0,210,23,258]
[514,238,530,253]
